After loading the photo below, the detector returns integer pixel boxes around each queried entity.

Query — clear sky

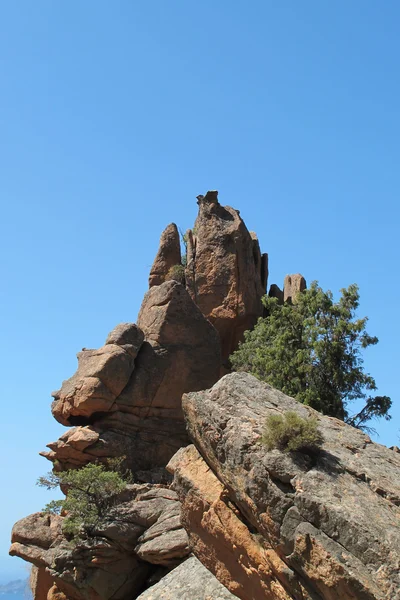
[1,0,399,583]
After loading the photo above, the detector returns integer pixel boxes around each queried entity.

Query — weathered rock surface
[51,323,144,426]
[149,224,181,288]
[10,484,190,600]
[169,372,400,600]
[136,556,237,599]
[184,191,267,363]
[30,566,56,600]
[283,274,306,303]
[43,281,221,473]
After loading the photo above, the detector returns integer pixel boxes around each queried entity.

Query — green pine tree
[231,282,391,433]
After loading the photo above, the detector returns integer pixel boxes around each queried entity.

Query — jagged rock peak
[184,190,268,364]
[149,223,181,287]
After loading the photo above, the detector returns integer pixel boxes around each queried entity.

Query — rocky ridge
[169,373,400,600]
[10,191,398,600]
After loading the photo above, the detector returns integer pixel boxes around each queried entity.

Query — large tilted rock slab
[10,485,190,600]
[185,191,267,363]
[169,373,400,600]
[168,445,293,600]
[149,223,181,287]
[136,556,237,599]
[43,281,221,473]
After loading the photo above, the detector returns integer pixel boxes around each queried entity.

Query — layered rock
[169,372,400,600]
[149,224,181,287]
[42,281,221,474]
[184,191,268,363]
[136,556,237,599]
[10,484,190,600]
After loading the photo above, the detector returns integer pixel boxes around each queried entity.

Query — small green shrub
[262,411,323,453]
[166,264,185,284]
[38,462,128,540]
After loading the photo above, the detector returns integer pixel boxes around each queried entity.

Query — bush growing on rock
[166,263,185,284]
[37,461,128,539]
[262,411,323,453]
[231,282,392,433]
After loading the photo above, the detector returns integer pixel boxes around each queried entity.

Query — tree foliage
[231,282,391,433]
[37,459,129,539]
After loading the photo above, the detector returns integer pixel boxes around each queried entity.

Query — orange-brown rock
[47,584,67,600]
[167,445,294,600]
[43,281,221,474]
[283,274,306,303]
[30,566,55,600]
[51,323,144,426]
[184,191,267,363]
[149,223,181,287]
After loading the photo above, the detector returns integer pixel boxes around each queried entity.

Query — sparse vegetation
[166,263,185,284]
[262,411,323,453]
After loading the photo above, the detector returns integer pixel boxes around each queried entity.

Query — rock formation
[149,224,181,287]
[42,281,221,474]
[136,556,237,599]
[283,274,307,304]
[10,485,190,600]
[10,192,398,600]
[169,372,400,600]
[184,191,268,363]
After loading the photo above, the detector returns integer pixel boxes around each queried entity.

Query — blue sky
[1,1,399,582]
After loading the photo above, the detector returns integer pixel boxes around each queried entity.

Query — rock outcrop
[169,372,400,600]
[149,224,181,287]
[10,484,190,600]
[42,281,221,474]
[184,191,268,363]
[283,274,307,304]
[136,556,237,599]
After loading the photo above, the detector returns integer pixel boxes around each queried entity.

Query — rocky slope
[169,373,400,600]
[10,191,398,599]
